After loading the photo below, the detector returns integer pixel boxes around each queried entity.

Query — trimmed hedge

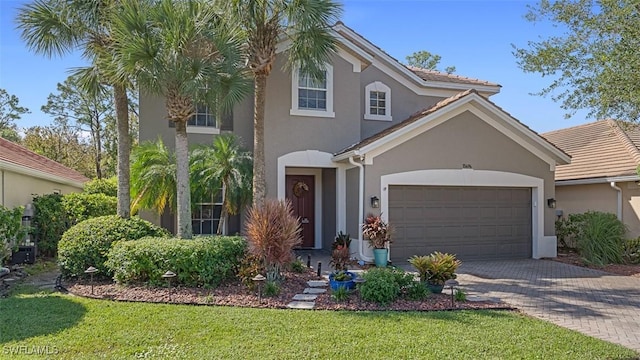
[105,236,247,287]
[58,215,169,277]
[63,193,117,226]
[83,177,117,197]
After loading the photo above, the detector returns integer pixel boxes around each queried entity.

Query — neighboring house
[0,137,88,210]
[140,22,570,262]
[542,120,640,238]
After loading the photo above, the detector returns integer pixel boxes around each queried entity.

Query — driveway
[457,259,640,352]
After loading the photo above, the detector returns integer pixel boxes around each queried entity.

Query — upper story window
[364,81,392,121]
[290,64,335,118]
[189,104,216,127]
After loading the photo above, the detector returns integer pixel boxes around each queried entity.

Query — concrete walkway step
[307,280,328,288]
[292,294,317,301]
[303,288,326,294]
[287,301,315,309]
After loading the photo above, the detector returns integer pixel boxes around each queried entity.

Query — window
[290,64,334,118]
[187,104,220,135]
[364,81,392,121]
[192,191,223,235]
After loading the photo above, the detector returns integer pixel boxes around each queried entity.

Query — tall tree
[191,134,253,234]
[18,0,133,218]
[111,0,249,239]
[23,118,95,177]
[405,50,456,74]
[41,75,114,179]
[222,0,342,206]
[513,0,640,121]
[0,88,30,142]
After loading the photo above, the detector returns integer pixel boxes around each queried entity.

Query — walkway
[457,259,640,352]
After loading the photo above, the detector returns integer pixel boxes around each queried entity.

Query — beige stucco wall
[359,65,443,139]
[556,181,640,238]
[363,110,557,236]
[0,169,83,210]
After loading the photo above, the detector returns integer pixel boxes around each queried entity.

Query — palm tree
[17,0,133,219]
[222,0,342,207]
[130,138,177,215]
[111,0,249,238]
[191,134,253,234]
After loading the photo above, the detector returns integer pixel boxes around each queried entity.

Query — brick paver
[457,259,640,351]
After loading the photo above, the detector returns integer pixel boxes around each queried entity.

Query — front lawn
[0,287,636,359]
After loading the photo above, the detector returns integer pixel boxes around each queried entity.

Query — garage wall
[364,110,556,236]
[1,170,83,209]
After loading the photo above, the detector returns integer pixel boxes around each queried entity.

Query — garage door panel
[390,185,532,262]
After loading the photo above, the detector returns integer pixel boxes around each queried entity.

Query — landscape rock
[0,267,9,278]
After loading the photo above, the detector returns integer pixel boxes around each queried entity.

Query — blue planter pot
[329,271,357,291]
[372,248,388,267]
[427,283,444,294]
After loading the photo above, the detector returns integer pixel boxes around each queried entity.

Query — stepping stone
[3,278,17,283]
[303,288,326,294]
[307,280,328,288]
[287,301,315,310]
[467,295,502,303]
[293,294,317,301]
[0,267,9,278]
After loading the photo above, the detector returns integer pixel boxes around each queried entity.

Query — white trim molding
[364,81,392,121]
[186,126,220,135]
[290,64,335,118]
[380,169,553,259]
[277,150,348,248]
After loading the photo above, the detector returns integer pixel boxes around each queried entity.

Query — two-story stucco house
[140,22,570,263]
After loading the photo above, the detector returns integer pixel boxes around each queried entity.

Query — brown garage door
[389,185,531,262]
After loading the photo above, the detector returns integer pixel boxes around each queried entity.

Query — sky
[0,0,590,134]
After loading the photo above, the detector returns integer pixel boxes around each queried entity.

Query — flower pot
[427,282,444,294]
[372,248,388,267]
[329,271,357,291]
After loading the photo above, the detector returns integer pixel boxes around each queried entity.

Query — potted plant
[328,232,357,290]
[408,252,461,294]
[362,214,392,267]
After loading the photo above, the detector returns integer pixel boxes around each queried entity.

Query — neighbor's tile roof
[0,137,89,184]
[541,120,640,181]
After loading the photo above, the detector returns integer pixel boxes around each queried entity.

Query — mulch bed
[66,268,510,311]
[553,250,640,278]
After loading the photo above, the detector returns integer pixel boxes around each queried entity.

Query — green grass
[0,287,637,359]
[21,259,58,276]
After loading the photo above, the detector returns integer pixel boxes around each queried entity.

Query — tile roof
[541,120,640,181]
[406,66,500,87]
[0,137,89,184]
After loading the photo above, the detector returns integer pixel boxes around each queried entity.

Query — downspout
[349,155,373,262]
[1,169,4,206]
[610,182,622,220]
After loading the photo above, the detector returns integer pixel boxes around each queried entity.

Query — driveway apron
[457,259,640,352]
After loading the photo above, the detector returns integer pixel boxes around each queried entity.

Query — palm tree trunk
[95,117,103,179]
[216,181,227,235]
[175,120,193,239]
[252,73,267,207]
[114,84,131,218]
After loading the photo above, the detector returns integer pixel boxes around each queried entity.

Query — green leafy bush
[58,215,169,277]
[106,236,246,287]
[331,286,351,302]
[0,206,27,264]
[571,211,625,266]
[263,280,280,297]
[32,193,67,257]
[63,193,117,226]
[83,177,117,197]
[405,281,430,301]
[359,267,403,306]
[623,238,640,264]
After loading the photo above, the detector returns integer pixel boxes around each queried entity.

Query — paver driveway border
[457,259,640,352]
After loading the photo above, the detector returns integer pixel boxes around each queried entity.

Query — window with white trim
[364,81,392,121]
[189,104,216,127]
[192,191,223,235]
[290,65,335,118]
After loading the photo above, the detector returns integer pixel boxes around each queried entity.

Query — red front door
[286,175,315,248]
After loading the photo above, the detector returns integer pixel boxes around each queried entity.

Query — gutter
[348,156,373,262]
[610,182,622,220]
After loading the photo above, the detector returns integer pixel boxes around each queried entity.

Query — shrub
[405,281,430,301]
[264,280,280,297]
[83,177,118,197]
[571,211,625,266]
[63,193,117,226]
[623,238,640,264]
[289,256,306,273]
[245,199,301,281]
[331,286,350,302]
[455,289,467,302]
[106,236,246,287]
[0,206,27,264]
[58,215,169,277]
[408,252,461,285]
[32,193,67,257]
[359,267,402,306]
[237,253,265,289]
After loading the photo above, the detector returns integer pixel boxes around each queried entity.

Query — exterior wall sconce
[547,198,557,209]
[370,196,380,208]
